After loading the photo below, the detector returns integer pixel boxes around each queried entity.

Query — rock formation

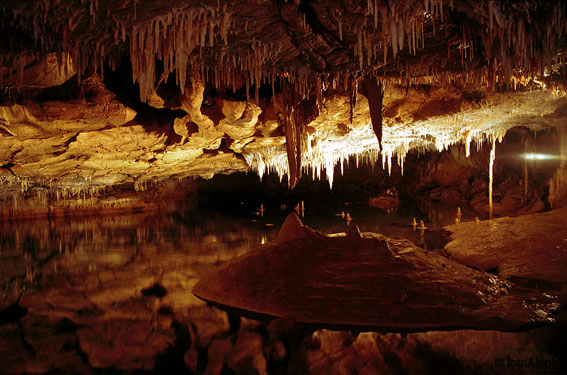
[0,0,565,216]
[193,213,560,332]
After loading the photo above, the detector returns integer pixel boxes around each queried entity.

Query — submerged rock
[194,213,560,332]
[368,194,399,210]
[204,339,233,375]
[77,318,175,371]
[226,331,267,375]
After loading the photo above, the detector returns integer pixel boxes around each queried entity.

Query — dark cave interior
[1,0,567,374]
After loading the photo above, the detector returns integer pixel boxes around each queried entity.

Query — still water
[1,199,457,295]
[1,199,562,374]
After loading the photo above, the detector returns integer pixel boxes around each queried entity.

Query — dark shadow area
[0,302,27,325]
[141,283,167,298]
[153,320,192,374]
[103,57,186,140]
[414,341,466,375]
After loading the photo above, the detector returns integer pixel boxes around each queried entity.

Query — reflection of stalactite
[524,137,529,198]
[549,126,567,208]
[361,76,384,150]
[281,81,319,189]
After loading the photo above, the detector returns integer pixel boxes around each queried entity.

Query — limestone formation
[193,213,560,332]
[444,208,567,283]
[0,0,565,199]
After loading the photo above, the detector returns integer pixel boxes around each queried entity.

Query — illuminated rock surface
[444,208,567,284]
[0,0,566,372]
[1,0,566,196]
[194,213,560,332]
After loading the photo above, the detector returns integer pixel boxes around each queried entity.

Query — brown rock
[183,347,199,371]
[226,331,267,375]
[77,318,175,371]
[204,339,233,375]
[2,53,75,89]
[81,74,115,104]
[21,316,90,374]
[269,340,286,362]
[194,213,559,332]
[180,69,216,135]
[190,306,230,347]
[218,99,246,121]
[147,91,166,109]
[444,208,567,283]
[306,330,387,375]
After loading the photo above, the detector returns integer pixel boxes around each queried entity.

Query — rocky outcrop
[444,208,567,284]
[0,0,564,207]
[194,213,560,332]
[77,319,175,371]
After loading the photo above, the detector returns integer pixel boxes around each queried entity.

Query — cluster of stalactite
[0,1,231,100]
[446,1,567,94]
[129,6,231,101]
[274,72,385,189]
[1,0,566,191]
[1,1,565,100]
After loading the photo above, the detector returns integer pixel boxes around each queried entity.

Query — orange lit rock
[194,213,559,332]
[1,53,75,90]
[77,319,175,370]
[444,208,567,283]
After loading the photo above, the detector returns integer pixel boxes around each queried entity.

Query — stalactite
[524,137,529,198]
[465,131,472,157]
[125,7,231,101]
[391,18,398,58]
[361,76,384,151]
[358,32,364,70]
[282,84,302,189]
[488,135,496,220]
[397,17,404,53]
[349,78,358,124]
[280,80,320,189]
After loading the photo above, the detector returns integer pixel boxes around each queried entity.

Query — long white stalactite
[244,89,552,189]
[489,135,496,220]
[246,121,510,190]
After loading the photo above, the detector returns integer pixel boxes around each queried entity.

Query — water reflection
[0,200,467,299]
[0,203,483,312]
[0,201,564,374]
[0,211,278,301]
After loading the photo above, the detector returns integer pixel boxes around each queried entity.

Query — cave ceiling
[1,0,566,192]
